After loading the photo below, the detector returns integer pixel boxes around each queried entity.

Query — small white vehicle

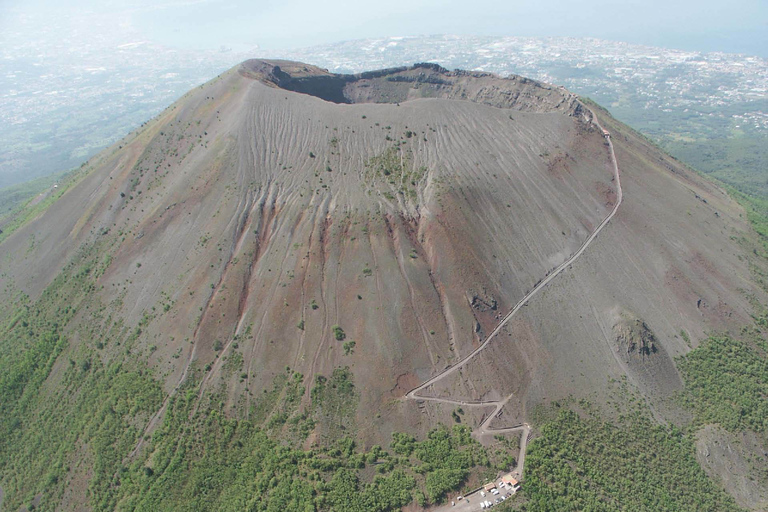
[491,488,500,495]
[480,502,486,509]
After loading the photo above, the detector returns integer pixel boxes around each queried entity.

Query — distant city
[282,35,768,137]
[1,30,766,189]
[0,6,251,187]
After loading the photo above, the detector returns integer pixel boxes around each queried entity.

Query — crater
[238,59,581,114]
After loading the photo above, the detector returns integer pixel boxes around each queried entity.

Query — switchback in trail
[405,104,623,480]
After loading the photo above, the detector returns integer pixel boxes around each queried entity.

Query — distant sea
[135,5,767,59]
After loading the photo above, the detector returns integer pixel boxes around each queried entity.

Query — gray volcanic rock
[240,59,581,113]
[0,62,763,508]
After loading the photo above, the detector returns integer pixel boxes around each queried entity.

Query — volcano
[0,60,761,510]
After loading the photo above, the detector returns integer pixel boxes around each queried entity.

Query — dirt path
[126,104,620,474]
[405,105,621,480]
[480,422,531,478]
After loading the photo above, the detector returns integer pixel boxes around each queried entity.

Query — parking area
[433,479,520,511]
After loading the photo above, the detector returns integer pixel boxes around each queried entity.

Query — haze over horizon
[1,0,767,57]
[4,2,768,511]
[2,0,766,190]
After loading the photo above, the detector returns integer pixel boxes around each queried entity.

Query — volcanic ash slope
[0,60,760,443]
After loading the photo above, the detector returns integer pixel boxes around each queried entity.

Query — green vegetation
[2,226,753,511]
[332,325,346,341]
[665,136,768,198]
[516,173,768,506]
[310,367,358,441]
[364,147,426,202]
[249,369,306,426]
[414,425,488,502]
[726,186,768,300]
[488,434,517,472]
[678,335,768,433]
[732,188,768,256]
[105,378,490,510]
[0,167,87,245]
[0,245,505,512]
[666,185,768,435]
[521,404,742,512]
[586,89,768,199]
[0,239,164,511]
[222,351,244,376]
[0,172,63,218]
[7,94,767,511]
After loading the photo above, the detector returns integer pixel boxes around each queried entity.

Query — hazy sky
[2,0,767,56]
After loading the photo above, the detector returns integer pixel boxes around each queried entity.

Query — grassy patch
[0,167,88,245]
[364,146,427,203]
[664,136,768,197]
[311,366,358,441]
[0,172,63,219]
